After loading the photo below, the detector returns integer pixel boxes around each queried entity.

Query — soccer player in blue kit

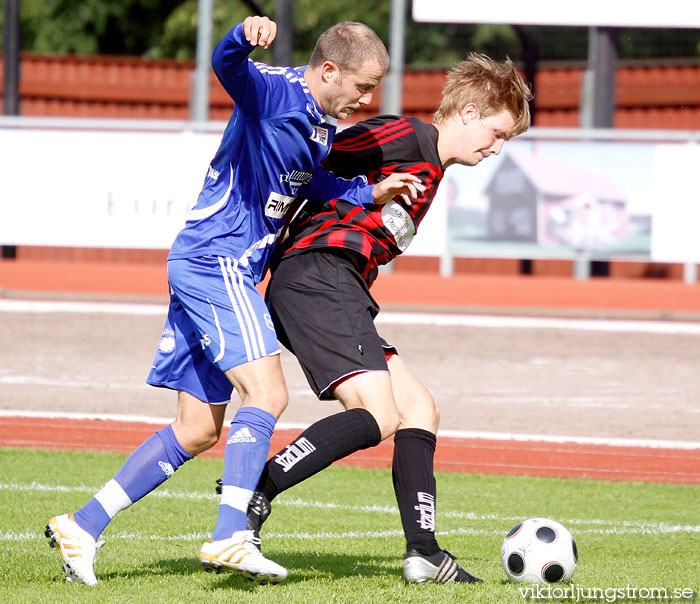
[45,15,419,586]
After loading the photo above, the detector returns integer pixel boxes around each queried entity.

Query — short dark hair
[309,21,389,74]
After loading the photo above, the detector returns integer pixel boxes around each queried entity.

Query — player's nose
[358,91,373,105]
[490,138,505,155]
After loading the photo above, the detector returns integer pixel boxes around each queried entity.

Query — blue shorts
[146,255,281,404]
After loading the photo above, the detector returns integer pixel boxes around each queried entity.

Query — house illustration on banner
[484,150,628,252]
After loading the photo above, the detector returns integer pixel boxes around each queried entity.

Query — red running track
[1,416,699,484]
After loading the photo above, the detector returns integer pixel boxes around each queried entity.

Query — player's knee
[426,397,440,430]
[266,391,288,418]
[400,391,439,433]
[250,388,288,418]
[198,428,221,452]
[376,407,401,441]
[267,382,289,417]
[176,424,221,456]
[427,395,440,428]
[238,381,288,418]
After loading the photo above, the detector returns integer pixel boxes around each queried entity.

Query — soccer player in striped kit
[246,53,532,583]
[45,15,419,586]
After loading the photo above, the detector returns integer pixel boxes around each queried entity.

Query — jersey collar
[294,65,337,127]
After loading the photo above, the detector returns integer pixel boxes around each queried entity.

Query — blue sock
[74,425,192,540]
[211,407,276,540]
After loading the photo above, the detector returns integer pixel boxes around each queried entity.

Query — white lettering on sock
[158,460,175,477]
[226,427,257,444]
[273,437,316,473]
[94,479,133,519]
[414,491,436,531]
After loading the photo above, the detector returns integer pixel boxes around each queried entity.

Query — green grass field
[2,447,699,604]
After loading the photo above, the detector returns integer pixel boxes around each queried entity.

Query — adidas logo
[158,460,175,477]
[226,427,257,444]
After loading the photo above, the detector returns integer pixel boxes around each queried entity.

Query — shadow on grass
[96,550,402,589]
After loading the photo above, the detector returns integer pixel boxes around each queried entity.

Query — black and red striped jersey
[275,115,444,286]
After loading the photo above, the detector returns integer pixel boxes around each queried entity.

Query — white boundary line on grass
[1,409,699,450]
[4,524,700,542]
[1,482,699,539]
[1,482,699,538]
[2,297,700,335]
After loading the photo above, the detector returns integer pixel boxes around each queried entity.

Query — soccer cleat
[199,529,287,583]
[246,490,272,540]
[403,549,483,584]
[45,514,105,586]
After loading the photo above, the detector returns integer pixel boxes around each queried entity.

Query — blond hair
[309,21,389,74]
[434,53,532,137]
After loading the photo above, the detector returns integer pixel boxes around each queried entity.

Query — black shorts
[266,250,397,400]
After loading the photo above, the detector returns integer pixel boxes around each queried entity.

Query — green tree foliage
[15,0,178,55]
[4,0,699,65]
[156,0,392,62]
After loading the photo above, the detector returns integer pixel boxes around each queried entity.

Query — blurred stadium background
[1,1,699,302]
[0,0,699,487]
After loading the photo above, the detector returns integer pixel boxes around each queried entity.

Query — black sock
[392,428,441,556]
[257,407,382,502]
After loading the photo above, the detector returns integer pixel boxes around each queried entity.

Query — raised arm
[211,16,278,116]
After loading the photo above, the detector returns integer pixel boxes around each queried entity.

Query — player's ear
[461,103,480,125]
[321,61,340,83]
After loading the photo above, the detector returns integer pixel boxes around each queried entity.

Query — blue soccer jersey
[168,22,373,283]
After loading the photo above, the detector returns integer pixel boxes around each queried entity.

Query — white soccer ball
[501,518,578,584]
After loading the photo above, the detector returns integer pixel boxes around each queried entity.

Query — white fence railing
[1,117,698,282]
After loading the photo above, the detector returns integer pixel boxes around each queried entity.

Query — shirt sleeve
[211,23,274,117]
[299,164,375,207]
[326,119,386,179]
